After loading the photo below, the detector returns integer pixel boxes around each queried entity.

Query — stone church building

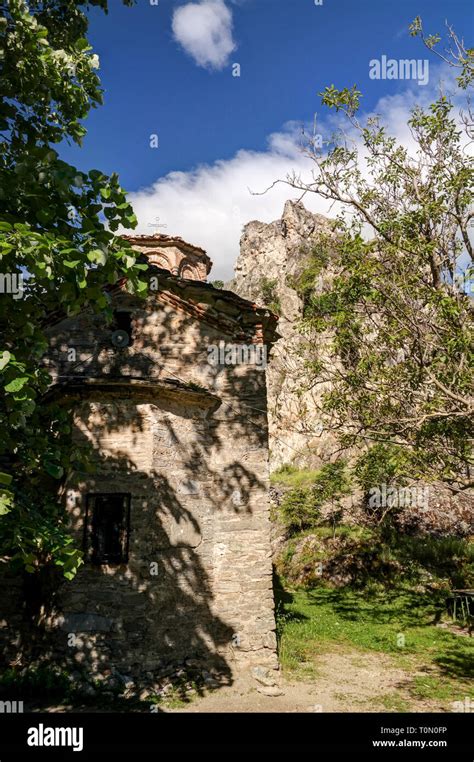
[1,234,279,688]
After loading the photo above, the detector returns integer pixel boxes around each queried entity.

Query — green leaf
[44,463,64,479]
[81,217,97,232]
[89,169,105,182]
[76,38,90,51]
[0,492,13,515]
[136,279,148,294]
[87,249,107,266]
[23,322,35,337]
[0,351,11,371]
[4,377,29,393]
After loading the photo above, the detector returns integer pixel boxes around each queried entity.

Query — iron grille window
[85,493,131,564]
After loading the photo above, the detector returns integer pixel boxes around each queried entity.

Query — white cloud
[127,68,469,281]
[172,0,236,71]
[128,127,325,280]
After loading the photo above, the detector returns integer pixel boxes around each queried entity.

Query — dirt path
[171,648,441,713]
[37,646,452,714]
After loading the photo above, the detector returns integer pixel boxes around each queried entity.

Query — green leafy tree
[0,0,147,577]
[272,22,473,490]
[409,16,474,90]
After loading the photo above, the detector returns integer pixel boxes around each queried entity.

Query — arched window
[148,254,171,271]
[179,263,196,280]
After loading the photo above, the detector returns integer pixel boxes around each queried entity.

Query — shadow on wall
[0,287,273,700]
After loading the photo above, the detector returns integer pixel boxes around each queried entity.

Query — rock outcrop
[228,200,338,470]
[229,200,473,540]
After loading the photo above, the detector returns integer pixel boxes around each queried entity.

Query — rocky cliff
[228,201,473,539]
[228,200,338,471]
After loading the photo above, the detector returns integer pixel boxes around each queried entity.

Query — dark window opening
[85,493,131,565]
[112,310,134,346]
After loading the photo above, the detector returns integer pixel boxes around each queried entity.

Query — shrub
[354,444,412,495]
[259,277,281,315]
[0,666,70,700]
[279,461,351,532]
[280,487,320,531]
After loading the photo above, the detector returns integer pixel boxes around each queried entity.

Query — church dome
[122,233,212,281]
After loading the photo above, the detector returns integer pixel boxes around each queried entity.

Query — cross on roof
[147,216,168,231]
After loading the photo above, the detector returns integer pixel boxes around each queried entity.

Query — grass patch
[149,689,191,710]
[275,584,474,706]
[0,666,71,701]
[148,675,201,710]
[271,464,327,488]
[410,675,463,702]
[276,586,470,657]
[372,693,413,712]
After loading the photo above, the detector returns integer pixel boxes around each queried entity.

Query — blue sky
[61,0,473,278]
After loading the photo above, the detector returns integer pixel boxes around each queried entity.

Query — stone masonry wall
[0,286,278,686]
